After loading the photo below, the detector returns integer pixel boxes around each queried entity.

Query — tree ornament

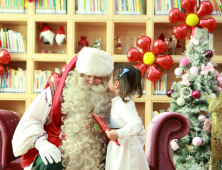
[180,86,192,98]
[192,137,202,146]
[174,67,183,76]
[180,58,189,66]
[192,90,201,98]
[217,75,222,87]
[177,97,185,106]
[198,114,206,122]
[167,89,174,97]
[190,66,198,74]
[205,50,213,58]
[210,93,217,99]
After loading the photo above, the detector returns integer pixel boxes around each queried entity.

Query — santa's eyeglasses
[81,74,103,85]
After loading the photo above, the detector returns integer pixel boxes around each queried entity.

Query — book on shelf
[75,0,107,15]
[35,0,67,14]
[34,68,62,93]
[0,27,27,53]
[0,67,26,93]
[0,0,27,14]
[115,0,146,15]
[153,71,167,95]
[154,0,221,15]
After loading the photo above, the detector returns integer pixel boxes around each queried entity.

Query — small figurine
[48,51,55,54]
[58,50,65,54]
[114,36,122,54]
[78,36,88,52]
[41,50,47,53]
[92,38,103,50]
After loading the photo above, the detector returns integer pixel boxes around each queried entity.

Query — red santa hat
[48,47,114,128]
[55,26,67,46]
[39,24,55,46]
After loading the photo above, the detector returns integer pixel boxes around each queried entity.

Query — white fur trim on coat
[75,47,114,77]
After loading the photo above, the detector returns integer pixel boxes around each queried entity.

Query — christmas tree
[167,28,222,169]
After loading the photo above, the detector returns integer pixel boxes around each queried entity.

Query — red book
[91,112,120,146]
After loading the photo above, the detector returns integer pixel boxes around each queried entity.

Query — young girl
[105,64,149,170]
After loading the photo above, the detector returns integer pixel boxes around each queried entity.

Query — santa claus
[12,47,114,170]
[39,24,55,46]
[55,26,67,46]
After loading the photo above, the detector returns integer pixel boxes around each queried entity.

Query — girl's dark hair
[112,64,143,103]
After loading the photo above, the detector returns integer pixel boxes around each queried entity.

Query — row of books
[0,67,26,93]
[35,0,67,14]
[153,72,167,95]
[75,0,107,15]
[0,27,27,53]
[0,0,28,14]
[115,0,146,15]
[155,0,222,15]
[34,68,61,93]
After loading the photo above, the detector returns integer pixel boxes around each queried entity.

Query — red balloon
[134,62,147,77]
[48,73,61,81]
[217,75,222,88]
[0,65,4,76]
[196,1,214,17]
[127,47,143,63]
[189,26,197,39]
[199,18,216,32]
[169,8,187,23]
[147,64,162,82]
[181,0,197,14]
[0,49,11,64]
[152,39,167,55]
[173,22,189,40]
[155,55,174,69]
[136,35,151,53]
[61,65,67,74]
[192,90,201,99]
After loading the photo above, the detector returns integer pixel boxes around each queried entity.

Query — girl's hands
[106,130,119,140]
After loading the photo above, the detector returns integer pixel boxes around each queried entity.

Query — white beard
[60,70,113,170]
[55,34,66,46]
[40,30,55,46]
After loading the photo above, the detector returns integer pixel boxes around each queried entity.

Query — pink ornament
[192,90,201,99]
[192,137,202,146]
[198,114,206,122]
[214,70,219,77]
[190,66,198,74]
[180,58,189,66]
[175,68,183,76]
[217,75,222,88]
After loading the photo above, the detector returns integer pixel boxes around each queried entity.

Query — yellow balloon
[186,14,199,27]
[143,52,155,65]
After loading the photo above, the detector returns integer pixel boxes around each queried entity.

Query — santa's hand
[106,130,119,140]
[35,139,61,165]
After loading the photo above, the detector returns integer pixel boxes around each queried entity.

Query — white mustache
[78,77,108,93]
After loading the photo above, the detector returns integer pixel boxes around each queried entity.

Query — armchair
[0,110,22,170]
[146,112,190,170]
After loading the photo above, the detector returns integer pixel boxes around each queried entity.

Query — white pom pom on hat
[75,47,114,77]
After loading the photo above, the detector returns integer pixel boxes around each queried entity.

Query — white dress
[105,96,149,170]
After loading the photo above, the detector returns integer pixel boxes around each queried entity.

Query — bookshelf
[0,0,222,134]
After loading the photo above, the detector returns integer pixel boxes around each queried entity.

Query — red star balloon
[168,0,216,39]
[127,35,174,82]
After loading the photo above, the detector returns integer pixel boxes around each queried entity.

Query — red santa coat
[21,56,78,168]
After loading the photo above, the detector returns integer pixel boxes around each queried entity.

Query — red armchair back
[0,110,22,170]
[146,112,190,170]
